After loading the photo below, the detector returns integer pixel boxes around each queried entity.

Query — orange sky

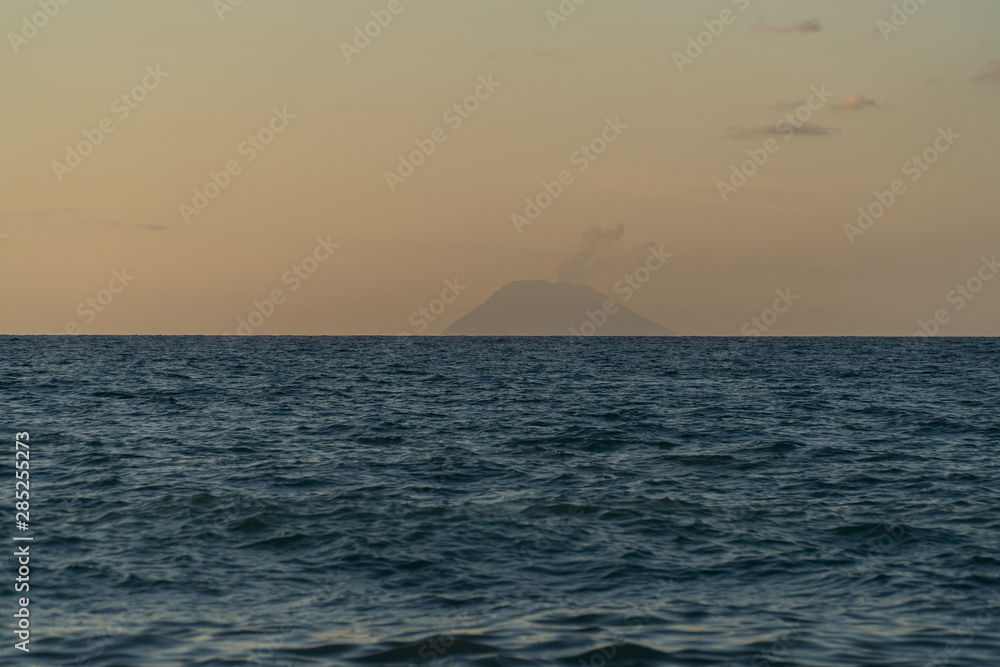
[1,0,999,335]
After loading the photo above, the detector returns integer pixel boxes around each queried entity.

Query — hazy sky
[1,0,998,335]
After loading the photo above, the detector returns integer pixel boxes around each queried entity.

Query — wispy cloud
[107,221,168,232]
[0,210,166,232]
[479,49,570,62]
[723,124,840,139]
[546,225,667,284]
[548,224,626,282]
[0,206,84,220]
[974,60,1000,83]
[755,19,822,34]
[831,94,877,111]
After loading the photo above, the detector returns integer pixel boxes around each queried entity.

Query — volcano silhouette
[443,281,676,336]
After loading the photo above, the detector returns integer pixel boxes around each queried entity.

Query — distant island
[443,280,676,336]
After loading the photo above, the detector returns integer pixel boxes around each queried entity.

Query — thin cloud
[546,226,666,284]
[723,124,840,139]
[974,60,1000,83]
[529,48,570,60]
[770,100,807,110]
[548,224,626,282]
[831,94,878,111]
[479,49,570,62]
[0,213,167,231]
[755,19,822,34]
[0,206,84,220]
[106,221,167,231]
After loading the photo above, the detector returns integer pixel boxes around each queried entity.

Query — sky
[1,0,998,336]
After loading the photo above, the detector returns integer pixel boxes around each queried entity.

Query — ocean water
[2,336,999,666]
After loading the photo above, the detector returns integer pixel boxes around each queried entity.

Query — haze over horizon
[2,0,999,336]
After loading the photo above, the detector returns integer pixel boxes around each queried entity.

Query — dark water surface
[1,337,999,666]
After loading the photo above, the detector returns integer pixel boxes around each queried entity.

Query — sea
[1,336,999,666]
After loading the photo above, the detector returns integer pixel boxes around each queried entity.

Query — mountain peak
[444,280,676,336]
